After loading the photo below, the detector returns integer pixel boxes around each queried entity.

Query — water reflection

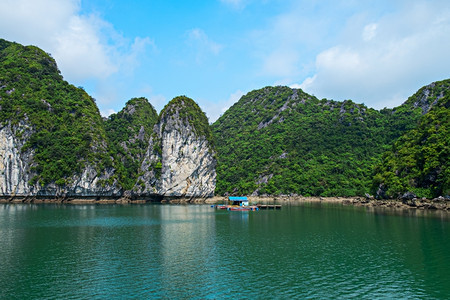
[159,205,219,298]
[0,203,449,299]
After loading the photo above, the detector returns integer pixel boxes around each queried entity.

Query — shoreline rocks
[1,195,449,211]
[206,195,450,211]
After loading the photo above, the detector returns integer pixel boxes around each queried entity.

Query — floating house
[213,196,280,211]
[228,196,249,207]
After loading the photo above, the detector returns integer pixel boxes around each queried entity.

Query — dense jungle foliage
[104,97,158,190]
[0,39,111,186]
[211,84,443,197]
[372,83,449,198]
[1,38,448,198]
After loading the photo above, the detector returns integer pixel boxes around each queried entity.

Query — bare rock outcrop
[134,96,216,199]
[0,121,120,199]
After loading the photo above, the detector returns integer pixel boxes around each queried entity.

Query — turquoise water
[0,203,449,299]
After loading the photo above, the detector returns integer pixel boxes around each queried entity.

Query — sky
[1,0,449,122]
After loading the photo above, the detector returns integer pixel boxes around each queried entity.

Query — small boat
[215,205,228,210]
[227,205,259,211]
[213,197,259,211]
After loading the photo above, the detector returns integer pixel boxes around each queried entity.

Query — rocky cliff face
[33,166,120,198]
[0,120,120,198]
[0,38,120,199]
[0,39,215,200]
[134,96,216,198]
[0,121,33,195]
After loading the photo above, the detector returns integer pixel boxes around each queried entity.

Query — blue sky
[1,0,450,121]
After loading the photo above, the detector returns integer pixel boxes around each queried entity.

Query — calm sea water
[0,203,449,299]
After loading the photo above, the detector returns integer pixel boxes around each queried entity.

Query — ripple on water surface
[0,204,449,299]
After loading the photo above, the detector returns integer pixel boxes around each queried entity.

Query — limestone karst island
[3,0,450,298]
[0,38,449,208]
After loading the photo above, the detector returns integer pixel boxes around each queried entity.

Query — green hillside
[104,97,158,190]
[0,38,111,186]
[372,81,450,198]
[1,38,447,198]
[212,86,427,196]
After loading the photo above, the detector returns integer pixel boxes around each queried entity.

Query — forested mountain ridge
[372,81,449,199]
[0,38,215,198]
[401,79,450,114]
[104,97,158,190]
[0,38,447,200]
[212,81,449,197]
[0,38,118,195]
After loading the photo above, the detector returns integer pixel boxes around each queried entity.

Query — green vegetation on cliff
[1,38,447,198]
[212,86,426,196]
[0,39,111,186]
[372,81,450,198]
[135,95,215,192]
[0,39,213,192]
[104,97,158,189]
[160,96,214,145]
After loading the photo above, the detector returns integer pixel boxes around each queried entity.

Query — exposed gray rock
[401,191,417,200]
[0,121,34,195]
[365,193,374,200]
[375,184,386,199]
[432,196,446,202]
[411,82,445,115]
[134,98,216,198]
[279,152,288,159]
[0,121,120,198]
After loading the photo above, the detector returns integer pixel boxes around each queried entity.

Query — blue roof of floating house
[228,197,248,201]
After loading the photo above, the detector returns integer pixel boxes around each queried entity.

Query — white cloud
[300,1,450,108]
[262,49,300,78]
[252,2,334,80]
[362,23,377,41]
[289,83,302,89]
[0,0,152,83]
[101,108,117,118]
[199,90,245,123]
[0,0,77,45]
[52,14,118,80]
[252,1,450,108]
[296,75,315,90]
[120,37,155,75]
[186,28,223,63]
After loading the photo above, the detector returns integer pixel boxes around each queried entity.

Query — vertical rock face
[0,121,121,198]
[0,122,33,195]
[135,96,216,198]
